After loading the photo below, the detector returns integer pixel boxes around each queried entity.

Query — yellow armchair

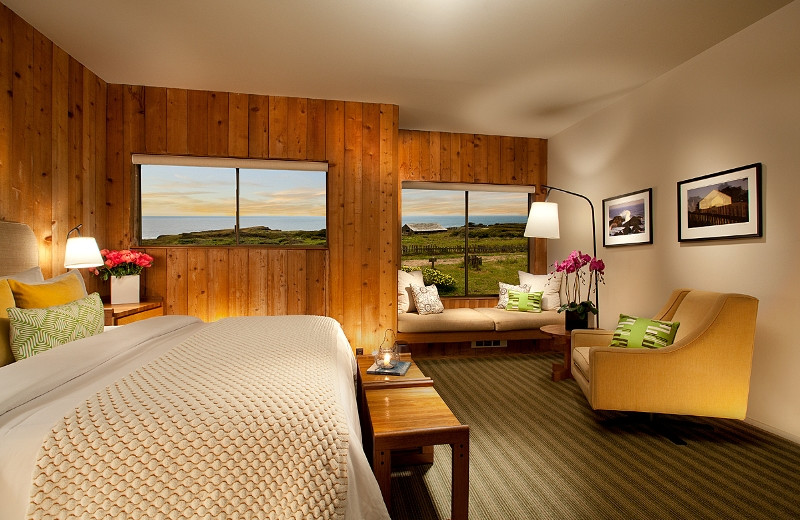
[571,289,758,420]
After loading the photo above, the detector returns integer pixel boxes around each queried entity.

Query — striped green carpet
[388,354,800,520]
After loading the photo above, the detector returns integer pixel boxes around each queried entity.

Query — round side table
[540,324,573,381]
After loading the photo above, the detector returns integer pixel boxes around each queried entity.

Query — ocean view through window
[402,185,530,297]
[137,157,327,246]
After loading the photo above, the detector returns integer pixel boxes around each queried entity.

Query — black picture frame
[602,188,653,247]
[677,163,762,242]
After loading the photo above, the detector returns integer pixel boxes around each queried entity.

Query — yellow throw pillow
[1,279,15,366]
[7,273,86,309]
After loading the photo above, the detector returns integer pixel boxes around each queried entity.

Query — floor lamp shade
[64,236,104,268]
[525,201,560,239]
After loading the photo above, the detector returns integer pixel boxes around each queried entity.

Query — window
[401,183,531,296]
[136,156,327,246]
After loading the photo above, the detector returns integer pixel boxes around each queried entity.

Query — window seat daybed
[396,307,564,344]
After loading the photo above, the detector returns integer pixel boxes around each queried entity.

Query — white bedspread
[0,315,389,519]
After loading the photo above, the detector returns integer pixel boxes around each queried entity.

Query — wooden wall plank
[187,248,209,322]
[81,69,97,244]
[247,94,269,158]
[141,247,167,302]
[207,248,229,321]
[247,249,269,315]
[305,249,327,316]
[343,101,363,346]
[287,96,307,160]
[473,134,488,183]
[439,131,451,182]
[104,83,124,258]
[228,92,248,157]
[144,86,166,154]
[419,131,431,181]
[207,91,228,156]
[187,89,208,156]
[306,98,326,161]
[428,131,441,182]
[10,14,33,225]
[459,133,474,183]
[450,133,461,182]
[500,136,515,185]
[229,248,249,316]
[50,46,70,277]
[267,248,287,315]
[121,85,145,247]
[325,100,345,323]
[93,76,107,261]
[66,57,83,237]
[286,249,306,314]
[513,137,527,185]
[361,103,381,348]
[0,4,11,221]
[380,104,399,335]
[166,248,188,315]
[269,96,288,158]
[32,29,53,276]
[166,88,188,154]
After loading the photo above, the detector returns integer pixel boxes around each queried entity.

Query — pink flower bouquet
[553,250,605,317]
[90,249,154,281]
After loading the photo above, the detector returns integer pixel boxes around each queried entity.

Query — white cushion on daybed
[473,307,563,331]
[397,308,495,333]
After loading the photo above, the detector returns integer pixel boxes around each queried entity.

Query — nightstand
[103,300,164,326]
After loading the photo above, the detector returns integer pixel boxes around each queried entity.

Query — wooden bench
[366,385,469,520]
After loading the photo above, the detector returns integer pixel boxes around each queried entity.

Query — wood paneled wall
[0,4,107,293]
[0,3,550,353]
[398,129,549,274]
[104,85,399,352]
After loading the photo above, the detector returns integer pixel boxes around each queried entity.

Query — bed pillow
[410,284,444,315]
[7,292,105,361]
[506,291,543,313]
[496,282,530,309]
[1,279,15,366]
[398,269,425,314]
[7,271,87,309]
[518,271,562,310]
[0,266,44,283]
[609,314,680,349]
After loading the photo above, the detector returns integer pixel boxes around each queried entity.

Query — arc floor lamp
[524,184,599,325]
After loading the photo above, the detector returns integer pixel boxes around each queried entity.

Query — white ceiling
[5,0,791,138]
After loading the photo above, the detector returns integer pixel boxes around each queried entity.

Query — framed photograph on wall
[602,188,653,247]
[677,163,762,242]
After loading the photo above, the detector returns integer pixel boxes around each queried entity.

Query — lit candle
[383,353,392,366]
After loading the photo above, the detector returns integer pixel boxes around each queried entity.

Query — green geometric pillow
[609,313,680,349]
[506,291,543,313]
[7,292,104,361]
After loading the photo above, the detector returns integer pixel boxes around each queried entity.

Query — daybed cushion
[398,270,425,314]
[473,307,563,331]
[518,271,562,310]
[397,308,495,333]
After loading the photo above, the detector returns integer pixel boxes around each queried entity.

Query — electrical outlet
[355,348,363,356]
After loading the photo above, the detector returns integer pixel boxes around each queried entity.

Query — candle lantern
[374,329,398,369]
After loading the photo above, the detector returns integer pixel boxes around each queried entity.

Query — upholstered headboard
[0,221,39,276]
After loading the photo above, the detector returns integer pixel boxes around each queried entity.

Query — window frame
[401,181,535,297]
[133,155,329,248]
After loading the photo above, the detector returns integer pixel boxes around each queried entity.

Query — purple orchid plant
[553,250,605,318]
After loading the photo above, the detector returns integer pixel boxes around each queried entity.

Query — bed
[0,222,389,519]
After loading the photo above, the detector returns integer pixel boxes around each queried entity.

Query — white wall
[548,1,800,441]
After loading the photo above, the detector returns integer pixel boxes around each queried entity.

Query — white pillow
[518,271,562,310]
[496,282,530,309]
[410,284,444,315]
[0,266,44,283]
[398,270,425,314]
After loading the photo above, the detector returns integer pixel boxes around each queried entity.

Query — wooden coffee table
[366,385,469,520]
[540,324,573,381]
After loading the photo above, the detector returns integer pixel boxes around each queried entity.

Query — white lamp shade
[64,237,104,268]
[524,201,560,238]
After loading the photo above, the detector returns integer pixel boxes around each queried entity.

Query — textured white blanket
[27,316,350,519]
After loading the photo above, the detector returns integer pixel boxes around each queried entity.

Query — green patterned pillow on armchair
[610,314,680,349]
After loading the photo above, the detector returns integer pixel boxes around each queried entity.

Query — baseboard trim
[744,417,800,445]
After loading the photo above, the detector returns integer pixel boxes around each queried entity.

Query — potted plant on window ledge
[553,250,605,330]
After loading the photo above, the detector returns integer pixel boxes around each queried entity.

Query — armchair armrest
[571,329,614,348]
